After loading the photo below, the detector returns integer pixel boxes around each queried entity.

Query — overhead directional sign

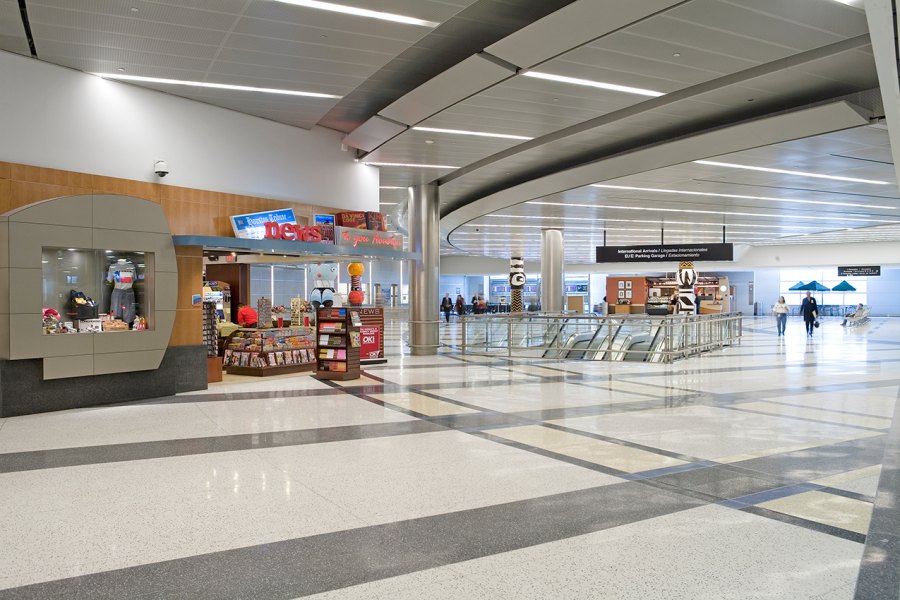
[596,243,733,263]
[838,266,880,276]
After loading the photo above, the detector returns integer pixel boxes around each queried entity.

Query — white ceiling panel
[446,126,900,262]
[0,0,30,56]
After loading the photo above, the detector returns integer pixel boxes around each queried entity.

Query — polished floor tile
[368,392,479,416]
[489,425,686,473]
[814,465,883,497]
[0,403,227,453]
[312,504,863,600]
[550,405,877,463]
[194,395,414,434]
[735,401,893,430]
[257,431,620,524]
[759,490,874,535]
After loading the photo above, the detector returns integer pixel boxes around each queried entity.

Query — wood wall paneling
[0,161,357,347]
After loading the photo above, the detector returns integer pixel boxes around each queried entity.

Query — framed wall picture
[625,290,633,299]
[618,290,625,299]
[618,281,625,289]
[625,281,633,289]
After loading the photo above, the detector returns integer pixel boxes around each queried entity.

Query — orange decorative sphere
[348,290,364,304]
[348,262,364,277]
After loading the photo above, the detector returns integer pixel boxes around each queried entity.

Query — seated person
[236,302,258,328]
[842,303,865,326]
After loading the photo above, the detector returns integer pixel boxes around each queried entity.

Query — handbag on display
[69,289,98,320]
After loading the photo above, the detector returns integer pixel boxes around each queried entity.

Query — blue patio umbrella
[788,281,806,291]
[832,280,856,311]
[797,280,830,305]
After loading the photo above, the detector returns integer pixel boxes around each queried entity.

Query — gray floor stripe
[0,420,445,474]
[854,389,900,600]
[0,481,705,600]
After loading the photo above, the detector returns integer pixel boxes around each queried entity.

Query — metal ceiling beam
[864,0,900,187]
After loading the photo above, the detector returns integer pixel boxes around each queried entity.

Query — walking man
[800,291,818,337]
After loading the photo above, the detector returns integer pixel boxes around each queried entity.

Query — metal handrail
[459,312,743,363]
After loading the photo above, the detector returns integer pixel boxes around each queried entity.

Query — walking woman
[773,296,789,336]
[455,294,466,319]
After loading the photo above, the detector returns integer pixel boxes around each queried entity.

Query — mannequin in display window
[107,259,137,323]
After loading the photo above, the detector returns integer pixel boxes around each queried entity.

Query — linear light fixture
[380,202,398,205]
[412,126,533,141]
[522,71,664,97]
[272,0,439,27]
[456,223,771,237]
[525,201,897,223]
[693,160,891,185]
[94,73,341,98]
[483,213,819,230]
[364,162,459,169]
[591,183,895,210]
[379,186,406,189]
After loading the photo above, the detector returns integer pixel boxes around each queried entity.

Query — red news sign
[262,222,403,251]
[264,222,323,242]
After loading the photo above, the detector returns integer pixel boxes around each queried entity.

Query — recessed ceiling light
[672,52,681,57]
[130,7,138,12]
[424,139,435,144]
[590,183,895,210]
[380,202,398,205]
[379,186,406,190]
[412,126,533,141]
[525,200,896,223]
[694,160,890,185]
[272,0,439,27]
[363,162,459,169]
[93,73,341,98]
[116,67,126,72]
[522,71,664,97]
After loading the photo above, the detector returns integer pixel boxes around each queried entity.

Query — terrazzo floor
[0,313,897,599]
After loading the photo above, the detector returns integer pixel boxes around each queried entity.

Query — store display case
[41,247,153,334]
[314,307,360,381]
[223,327,316,376]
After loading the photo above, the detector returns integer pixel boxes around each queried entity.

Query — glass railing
[459,312,742,362]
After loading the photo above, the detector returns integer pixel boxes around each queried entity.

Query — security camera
[154,160,169,177]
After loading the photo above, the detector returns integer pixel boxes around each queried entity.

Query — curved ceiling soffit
[435,34,873,215]
[345,0,687,153]
[441,99,872,248]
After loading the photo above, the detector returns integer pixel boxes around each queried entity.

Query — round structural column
[407,183,440,355]
[540,228,564,313]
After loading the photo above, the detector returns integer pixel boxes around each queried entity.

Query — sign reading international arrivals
[838,266,881,277]
[596,243,734,263]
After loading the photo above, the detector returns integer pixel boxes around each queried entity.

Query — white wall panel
[0,52,378,211]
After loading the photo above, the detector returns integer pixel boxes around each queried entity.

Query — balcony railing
[459,312,743,362]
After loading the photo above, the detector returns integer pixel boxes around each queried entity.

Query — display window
[41,248,154,334]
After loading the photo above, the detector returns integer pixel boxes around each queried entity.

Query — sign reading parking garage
[838,266,880,277]
[596,243,734,263]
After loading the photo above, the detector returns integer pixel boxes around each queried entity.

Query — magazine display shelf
[223,327,316,377]
[313,307,360,381]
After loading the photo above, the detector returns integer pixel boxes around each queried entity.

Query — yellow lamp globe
[348,263,364,277]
